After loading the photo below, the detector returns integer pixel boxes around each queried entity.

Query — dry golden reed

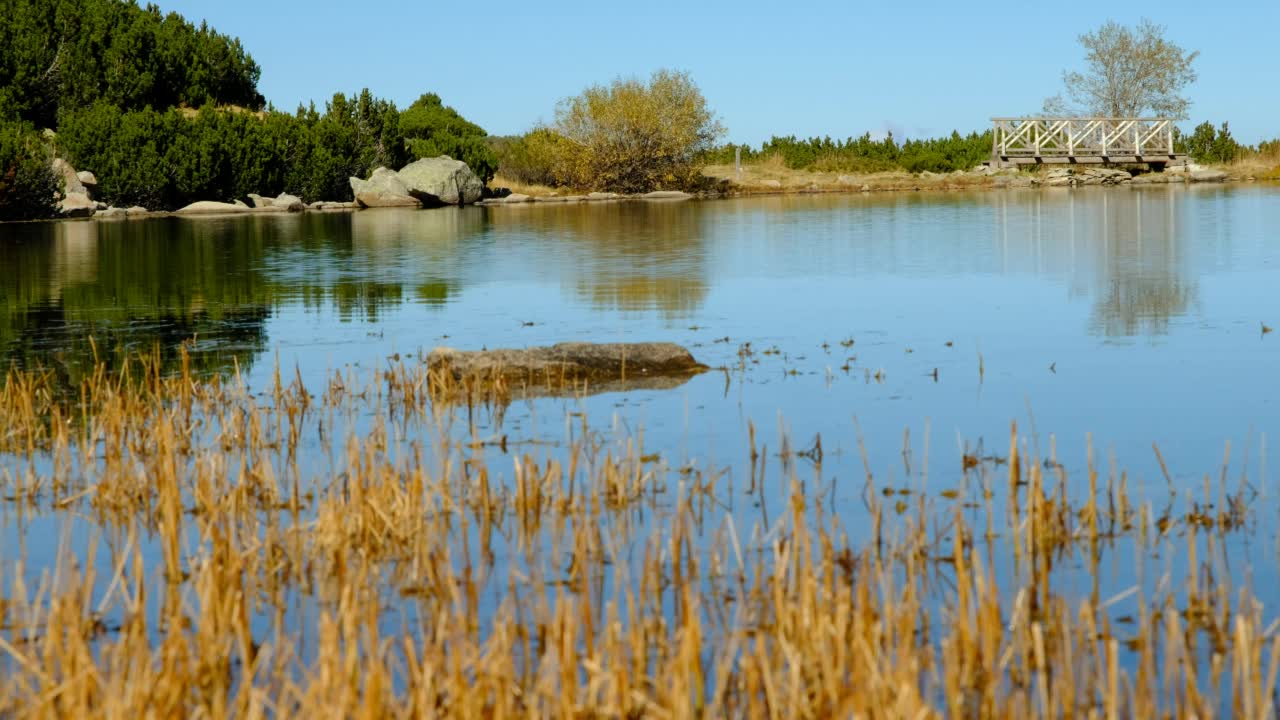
[0,351,1276,718]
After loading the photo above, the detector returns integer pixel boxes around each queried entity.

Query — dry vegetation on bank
[0,352,1276,717]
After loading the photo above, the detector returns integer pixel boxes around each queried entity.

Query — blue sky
[159,0,1277,144]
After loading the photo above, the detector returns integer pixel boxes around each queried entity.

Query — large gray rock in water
[428,342,708,385]
[351,167,421,208]
[397,157,484,205]
[52,158,85,196]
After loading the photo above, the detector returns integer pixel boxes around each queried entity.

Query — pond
[2,185,1279,712]
[5,187,1275,483]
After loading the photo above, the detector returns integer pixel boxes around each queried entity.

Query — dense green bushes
[704,131,993,174]
[0,122,59,221]
[0,1,494,217]
[400,93,497,182]
[0,0,263,128]
[1177,121,1244,164]
[55,90,407,209]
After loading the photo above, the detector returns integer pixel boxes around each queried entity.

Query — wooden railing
[991,118,1179,163]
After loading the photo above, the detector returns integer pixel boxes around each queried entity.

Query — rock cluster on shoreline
[41,155,490,221]
[1041,167,1133,187]
[349,156,484,208]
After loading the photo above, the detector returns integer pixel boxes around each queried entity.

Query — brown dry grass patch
[0,353,1275,717]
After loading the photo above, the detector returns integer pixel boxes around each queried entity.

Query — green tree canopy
[0,0,263,129]
[399,93,496,182]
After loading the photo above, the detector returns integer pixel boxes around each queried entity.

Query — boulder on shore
[176,200,253,215]
[52,159,86,196]
[397,156,485,206]
[310,200,359,211]
[427,342,709,385]
[350,168,422,208]
[274,192,305,212]
[642,190,694,201]
[76,170,98,188]
[1190,169,1229,183]
[59,192,96,218]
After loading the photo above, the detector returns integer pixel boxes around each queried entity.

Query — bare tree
[1044,19,1198,118]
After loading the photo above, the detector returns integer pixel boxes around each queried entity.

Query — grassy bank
[0,353,1275,716]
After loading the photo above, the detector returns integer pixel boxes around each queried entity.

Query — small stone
[504,193,533,203]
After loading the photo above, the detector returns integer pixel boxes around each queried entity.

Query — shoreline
[1,172,1262,226]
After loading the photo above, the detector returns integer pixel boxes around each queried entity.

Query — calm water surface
[4,187,1275,476]
[2,185,1279,655]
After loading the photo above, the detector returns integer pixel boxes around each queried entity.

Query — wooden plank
[998,154,1187,165]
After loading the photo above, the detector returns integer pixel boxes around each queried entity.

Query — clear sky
[157,0,1277,145]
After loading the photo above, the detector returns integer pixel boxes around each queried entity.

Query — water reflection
[0,186,1269,381]
[1,219,273,378]
[486,202,710,317]
[992,187,1199,337]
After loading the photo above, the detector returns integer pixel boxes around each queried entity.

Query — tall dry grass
[1228,142,1280,180]
[0,352,1277,717]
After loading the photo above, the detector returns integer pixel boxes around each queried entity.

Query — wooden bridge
[990,118,1187,169]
